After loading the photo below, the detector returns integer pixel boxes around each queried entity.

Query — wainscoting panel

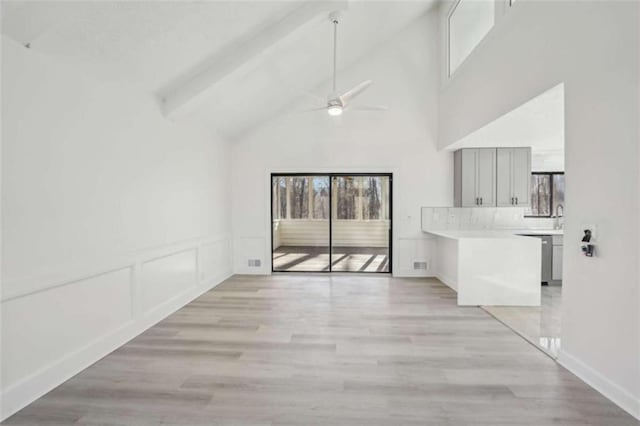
[1,267,133,388]
[141,249,197,312]
[199,238,232,283]
[234,237,267,274]
[1,236,232,421]
[395,237,434,277]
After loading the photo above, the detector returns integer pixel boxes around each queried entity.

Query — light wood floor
[5,275,637,425]
[483,285,562,358]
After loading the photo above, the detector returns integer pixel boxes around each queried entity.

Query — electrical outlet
[248,259,261,267]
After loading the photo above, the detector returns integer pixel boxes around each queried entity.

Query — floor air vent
[413,261,428,270]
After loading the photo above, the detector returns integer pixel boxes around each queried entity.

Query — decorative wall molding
[394,236,434,277]
[2,235,229,302]
[234,236,269,274]
[0,234,232,422]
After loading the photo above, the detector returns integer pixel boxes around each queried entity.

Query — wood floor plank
[4,275,638,425]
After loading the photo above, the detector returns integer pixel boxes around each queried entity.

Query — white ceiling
[1,1,295,91]
[1,0,438,140]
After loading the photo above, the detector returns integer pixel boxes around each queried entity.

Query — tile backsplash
[421,207,552,231]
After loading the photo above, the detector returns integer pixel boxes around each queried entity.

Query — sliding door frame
[270,172,393,274]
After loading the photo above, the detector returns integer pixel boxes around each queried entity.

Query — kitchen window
[526,172,565,217]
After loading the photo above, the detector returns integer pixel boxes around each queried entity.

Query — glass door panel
[331,175,391,272]
[272,175,330,272]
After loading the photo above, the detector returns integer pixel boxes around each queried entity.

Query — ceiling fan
[305,11,388,116]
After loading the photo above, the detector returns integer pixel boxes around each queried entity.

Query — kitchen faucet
[554,204,564,229]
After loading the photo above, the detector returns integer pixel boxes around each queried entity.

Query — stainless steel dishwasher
[521,234,553,284]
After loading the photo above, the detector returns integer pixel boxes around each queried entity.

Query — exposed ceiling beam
[159,0,348,117]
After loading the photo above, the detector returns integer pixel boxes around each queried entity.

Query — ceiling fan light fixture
[327,105,343,116]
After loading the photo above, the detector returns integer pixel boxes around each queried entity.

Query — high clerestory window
[448,0,495,76]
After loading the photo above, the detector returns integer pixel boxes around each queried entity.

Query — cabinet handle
[476,197,479,205]
[511,197,514,205]
[515,197,518,205]
[480,197,483,205]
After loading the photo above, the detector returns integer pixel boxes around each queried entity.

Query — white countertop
[512,229,564,236]
[424,229,563,240]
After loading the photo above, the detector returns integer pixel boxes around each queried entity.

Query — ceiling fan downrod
[332,17,338,95]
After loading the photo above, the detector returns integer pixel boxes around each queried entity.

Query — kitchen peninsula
[423,228,542,306]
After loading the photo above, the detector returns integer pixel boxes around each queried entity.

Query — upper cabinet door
[454,148,497,207]
[496,148,513,207]
[476,148,496,207]
[511,148,531,206]
[460,149,479,207]
[496,147,531,207]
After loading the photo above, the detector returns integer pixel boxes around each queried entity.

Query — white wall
[438,0,639,418]
[531,150,564,173]
[231,11,452,276]
[1,36,233,420]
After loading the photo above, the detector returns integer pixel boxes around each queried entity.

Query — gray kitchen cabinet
[454,148,496,207]
[496,147,531,207]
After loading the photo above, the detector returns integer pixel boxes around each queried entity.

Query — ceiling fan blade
[349,104,389,111]
[300,106,327,112]
[338,80,373,106]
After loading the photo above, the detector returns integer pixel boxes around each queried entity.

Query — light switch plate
[581,224,597,242]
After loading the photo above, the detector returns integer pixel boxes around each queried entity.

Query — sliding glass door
[271,173,392,273]
[271,175,331,272]
[331,175,391,272]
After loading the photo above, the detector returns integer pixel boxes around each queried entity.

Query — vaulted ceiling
[1,0,438,140]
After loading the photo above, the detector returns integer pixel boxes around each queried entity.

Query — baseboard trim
[434,272,458,292]
[392,270,433,278]
[558,349,640,420]
[0,271,232,422]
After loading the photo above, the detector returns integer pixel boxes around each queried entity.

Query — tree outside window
[526,172,564,217]
[312,177,330,219]
[273,175,389,221]
[289,177,309,219]
[362,177,382,220]
[335,176,359,220]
